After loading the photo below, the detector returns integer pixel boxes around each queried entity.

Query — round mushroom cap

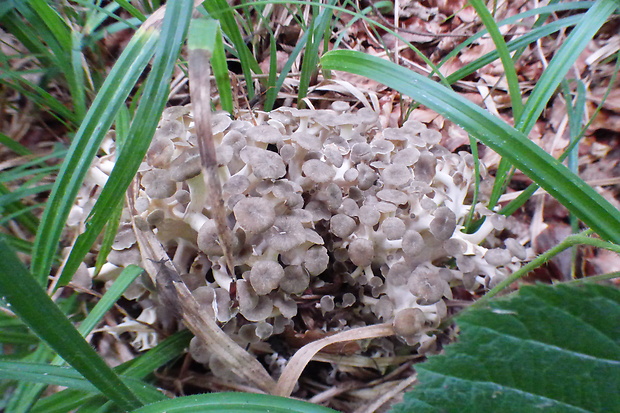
[392,147,420,166]
[279,265,310,294]
[223,174,250,195]
[197,220,222,256]
[246,125,283,144]
[381,164,411,187]
[212,112,233,135]
[393,308,425,337]
[414,151,437,183]
[302,159,336,183]
[233,197,276,234]
[169,151,202,181]
[357,164,378,190]
[484,248,512,266]
[348,238,374,267]
[407,267,448,305]
[146,133,174,168]
[249,260,285,295]
[350,142,373,163]
[420,129,442,145]
[359,205,381,226]
[430,206,457,241]
[380,217,406,240]
[240,147,286,180]
[304,246,329,276]
[292,131,322,151]
[330,214,357,238]
[241,295,274,322]
[269,216,306,252]
[142,169,176,199]
[402,230,425,256]
[377,189,408,206]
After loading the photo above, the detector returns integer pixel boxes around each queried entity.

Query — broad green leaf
[320,51,620,244]
[391,284,620,413]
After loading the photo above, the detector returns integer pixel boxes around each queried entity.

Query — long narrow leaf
[320,51,620,243]
[31,22,159,285]
[0,238,142,410]
[516,0,617,133]
[57,0,195,287]
[30,330,192,413]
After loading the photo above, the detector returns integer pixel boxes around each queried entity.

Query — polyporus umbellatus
[69,103,530,363]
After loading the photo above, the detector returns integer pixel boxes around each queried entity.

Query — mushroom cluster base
[68,103,528,401]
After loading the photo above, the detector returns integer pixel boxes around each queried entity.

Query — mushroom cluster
[72,103,527,355]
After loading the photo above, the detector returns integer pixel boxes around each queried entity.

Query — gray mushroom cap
[393,308,425,337]
[330,214,357,238]
[142,169,176,199]
[430,206,457,241]
[246,125,283,144]
[233,197,276,234]
[348,238,374,267]
[407,267,448,305]
[169,150,201,181]
[302,159,336,183]
[240,147,286,180]
[249,260,285,295]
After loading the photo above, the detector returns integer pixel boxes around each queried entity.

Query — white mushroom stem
[185,173,208,215]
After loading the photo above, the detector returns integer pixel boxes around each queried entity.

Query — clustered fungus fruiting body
[71,103,528,358]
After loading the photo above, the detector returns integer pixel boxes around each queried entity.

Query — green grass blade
[516,0,617,134]
[468,0,523,121]
[445,15,582,85]
[0,361,166,404]
[297,0,335,107]
[30,330,192,413]
[0,71,78,124]
[320,50,620,243]
[201,0,262,99]
[93,200,124,276]
[129,393,338,413]
[31,25,159,285]
[0,238,143,410]
[56,0,195,288]
[0,132,32,156]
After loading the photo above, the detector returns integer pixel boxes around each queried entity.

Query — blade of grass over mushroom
[93,200,124,276]
[517,0,617,134]
[40,0,196,288]
[209,23,234,114]
[0,238,143,410]
[320,51,620,243]
[188,17,236,277]
[200,0,261,99]
[31,27,160,286]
